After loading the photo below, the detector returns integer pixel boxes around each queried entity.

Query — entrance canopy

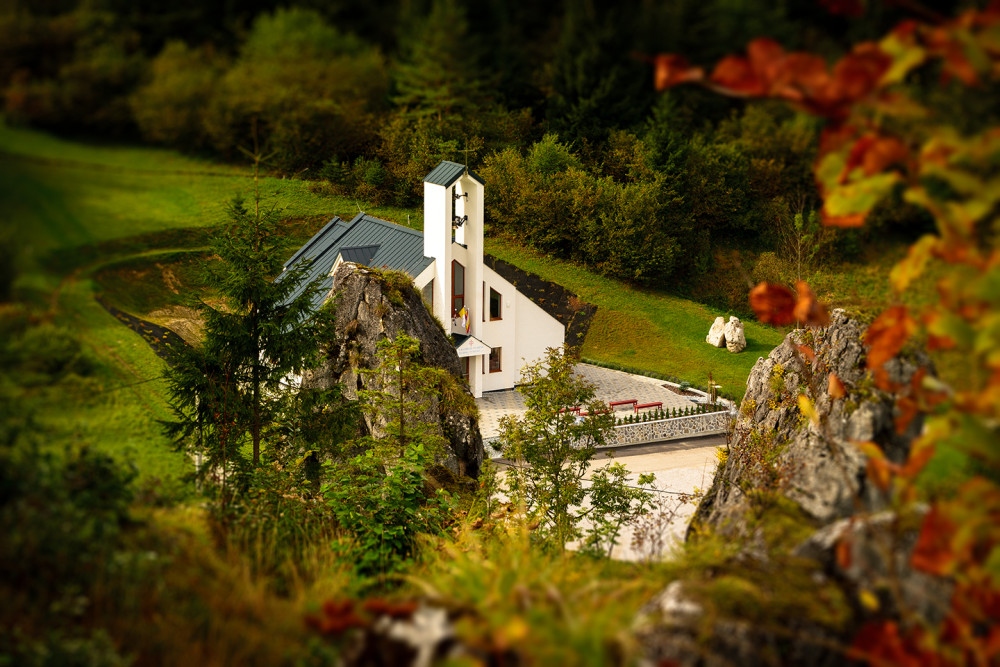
[453,334,491,358]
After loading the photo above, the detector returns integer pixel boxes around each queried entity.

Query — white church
[282,161,565,398]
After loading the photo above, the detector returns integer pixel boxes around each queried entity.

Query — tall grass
[409,524,662,665]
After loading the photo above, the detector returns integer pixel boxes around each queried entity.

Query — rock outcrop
[723,316,746,353]
[302,263,484,478]
[637,310,944,666]
[696,309,925,531]
[706,316,726,348]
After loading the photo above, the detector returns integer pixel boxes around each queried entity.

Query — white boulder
[724,316,746,353]
[706,316,726,347]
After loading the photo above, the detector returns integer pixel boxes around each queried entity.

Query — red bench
[558,406,582,414]
[634,402,662,413]
[579,409,610,417]
[609,399,637,410]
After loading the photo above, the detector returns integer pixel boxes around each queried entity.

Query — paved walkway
[494,435,724,562]
[476,363,700,440]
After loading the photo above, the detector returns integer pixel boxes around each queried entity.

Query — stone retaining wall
[602,411,730,448]
[484,411,731,454]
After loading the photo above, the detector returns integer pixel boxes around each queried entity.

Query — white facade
[414,163,565,398]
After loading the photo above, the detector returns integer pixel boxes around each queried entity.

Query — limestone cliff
[693,308,926,534]
[636,310,947,666]
[301,263,484,478]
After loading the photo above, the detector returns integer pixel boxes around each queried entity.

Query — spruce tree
[164,174,326,482]
[392,0,487,123]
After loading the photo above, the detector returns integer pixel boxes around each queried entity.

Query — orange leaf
[820,209,868,227]
[796,344,816,362]
[867,457,894,491]
[911,504,959,575]
[711,55,765,95]
[865,305,916,371]
[854,440,887,460]
[836,530,853,569]
[828,42,892,103]
[793,280,830,326]
[900,440,935,478]
[894,395,919,434]
[749,282,797,325]
[828,373,847,398]
[653,54,705,91]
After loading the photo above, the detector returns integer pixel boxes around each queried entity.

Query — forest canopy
[0,0,969,297]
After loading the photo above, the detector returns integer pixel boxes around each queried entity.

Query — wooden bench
[579,409,610,417]
[634,402,662,413]
[558,406,582,414]
[609,399,637,410]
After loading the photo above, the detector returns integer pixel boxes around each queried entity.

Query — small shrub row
[615,403,722,426]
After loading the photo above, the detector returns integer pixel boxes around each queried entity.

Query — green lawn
[0,121,426,483]
[485,239,785,400]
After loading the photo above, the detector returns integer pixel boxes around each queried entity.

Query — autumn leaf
[793,280,830,326]
[900,438,935,477]
[796,344,816,362]
[836,531,853,569]
[798,394,819,426]
[911,505,959,575]
[890,235,938,294]
[821,171,901,227]
[819,0,865,18]
[652,54,704,90]
[749,282,797,325]
[828,373,847,398]
[865,305,917,371]
[867,456,894,491]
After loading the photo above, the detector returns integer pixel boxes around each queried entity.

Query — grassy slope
[486,239,785,399]
[0,121,417,484]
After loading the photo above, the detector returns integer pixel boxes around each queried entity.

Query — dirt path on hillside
[97,299,188,363]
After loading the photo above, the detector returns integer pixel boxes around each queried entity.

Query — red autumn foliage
[840,133,909,182]
[864,305,916,372]
[652,54,704,91]
[792,280,830,326]
[849,621,936,667]
[748,281,830,327]
[819,0,865,18]
[748,282,797,326]
[910,505,958,576]
[827,373,846,398]
[650,7,1000,663]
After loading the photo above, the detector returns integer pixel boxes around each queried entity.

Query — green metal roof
[279,213,433,311]
[423,160,485,188]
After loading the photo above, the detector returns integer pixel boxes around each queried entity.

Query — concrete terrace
[476,363,701,440]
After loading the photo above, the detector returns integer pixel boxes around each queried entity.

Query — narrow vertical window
[452,260,464,316]
[489,288,502,320]
[421,279,434,309]
[489,347,502,373]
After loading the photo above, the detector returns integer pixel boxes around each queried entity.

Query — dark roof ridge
[283,216,344,268]
[358,212,424,238]
[423,160,486,188]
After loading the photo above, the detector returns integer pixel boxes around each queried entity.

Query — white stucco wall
[513,290,565,383]
[423,182,451,328]
[477,265,564,393]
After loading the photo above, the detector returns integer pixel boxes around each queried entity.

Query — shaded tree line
[0,0,952,294]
